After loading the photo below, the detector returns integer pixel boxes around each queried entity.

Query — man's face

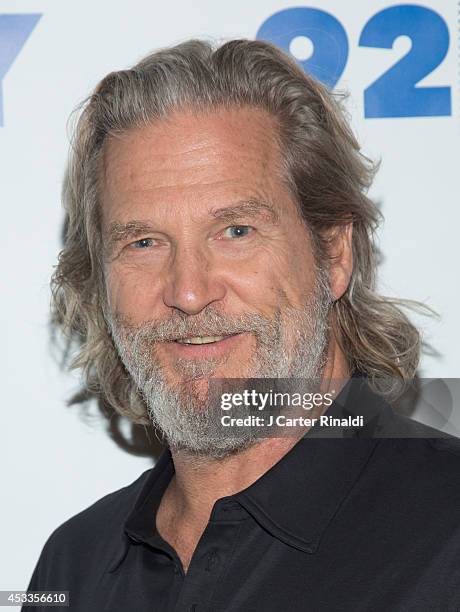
[101,107,332,455]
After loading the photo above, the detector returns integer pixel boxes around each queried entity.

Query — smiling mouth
[175,335,236,345]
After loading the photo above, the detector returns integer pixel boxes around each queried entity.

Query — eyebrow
[105,199,279,254]
[106,220,154,246]
[210,199,279,224]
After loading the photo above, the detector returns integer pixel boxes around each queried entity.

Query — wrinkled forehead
[99,106,293,224]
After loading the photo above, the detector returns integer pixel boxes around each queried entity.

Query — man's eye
[132,238,154,248]
[222,226,253,239]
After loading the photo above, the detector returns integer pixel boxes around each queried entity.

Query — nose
[162,244,226,315]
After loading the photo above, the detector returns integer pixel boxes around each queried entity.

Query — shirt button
[205,550,220,571]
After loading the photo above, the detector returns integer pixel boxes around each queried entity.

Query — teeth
[176,335,227,345]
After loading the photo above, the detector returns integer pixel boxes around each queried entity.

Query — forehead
[100,107,288,223]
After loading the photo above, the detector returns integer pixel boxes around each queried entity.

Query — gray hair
[52,38,425,424]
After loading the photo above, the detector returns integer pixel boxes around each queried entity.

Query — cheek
[229,243,315,312]
[276,235,317,304]
[104,263,162,320]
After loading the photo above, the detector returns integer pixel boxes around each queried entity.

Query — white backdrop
[1,0,459,601]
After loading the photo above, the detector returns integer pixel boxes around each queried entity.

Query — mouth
[175,335,235,345]
[162,332,245,360]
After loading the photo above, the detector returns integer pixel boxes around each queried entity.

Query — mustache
[109,307,280,343]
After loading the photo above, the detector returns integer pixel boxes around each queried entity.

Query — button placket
[173,516,244,612]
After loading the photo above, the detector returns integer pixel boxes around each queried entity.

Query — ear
[327,222,353,300]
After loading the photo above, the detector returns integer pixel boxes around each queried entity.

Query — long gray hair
[52,38,425,424]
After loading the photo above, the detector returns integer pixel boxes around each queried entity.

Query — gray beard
[107,271,332,459]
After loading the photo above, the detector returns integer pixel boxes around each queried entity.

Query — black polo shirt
[24,381,460,611]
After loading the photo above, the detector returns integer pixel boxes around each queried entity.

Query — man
[25,39,459,611]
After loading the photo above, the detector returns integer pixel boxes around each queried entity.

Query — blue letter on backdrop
[0,14,41,126]
[256,7,348,88]
[359,5,451,118]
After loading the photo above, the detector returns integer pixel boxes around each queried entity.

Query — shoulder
[48,467,152,546]
[352,381,460,507]
[373,405,460,466]
[28,468,153,590]
[369,432,460,509]
[381,405,458,440]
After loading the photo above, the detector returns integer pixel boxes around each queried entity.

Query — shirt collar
[234,435,378,554]
[107,449,174,573]
[108,377,388,570]
[233,378,392,553]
